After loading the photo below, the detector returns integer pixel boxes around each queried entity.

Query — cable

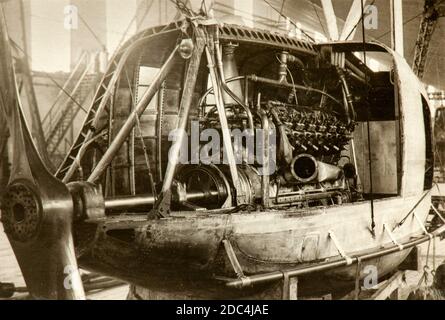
[375,0,445,41]
[169,0,197,19]
[9,39,87,114]
[124,67,157,200]
[344,0,376,41]
[277,0,287,23]
[115,0,155,51]
[262,0,315,42]
[360,0,376,235]
[310,0,328,39]
[275,54,299,105]
[77,12,107,52]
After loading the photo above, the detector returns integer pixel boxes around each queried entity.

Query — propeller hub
[1,182,41,242]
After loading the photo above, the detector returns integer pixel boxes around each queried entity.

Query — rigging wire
[344,0,376,41]
[9,39,87,114]
[310,0,328,39]
[277,0,287,23]
[124,67,158,200]
[115,0,155,51]
[375,0,445,41]
[275,54,298,105]
[169,0,198,19]
[262,0,315,42]
[77,12,108,53]
[360,0,376,235]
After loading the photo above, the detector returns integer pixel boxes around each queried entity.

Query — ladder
[412,0,445,79]
[42,52,101,164]
[55,22,180,182]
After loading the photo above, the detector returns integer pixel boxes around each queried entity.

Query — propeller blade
[0,7,85,300]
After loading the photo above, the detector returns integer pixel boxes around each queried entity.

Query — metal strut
[149,26,206,218]
[383,223,404,251]
[328,230,353,265]
[412,0,445,78]
[281,272,298,300]
[431,203,445,224]
[56,24,180,182]
[413,211,433,239]
[222,239,253,288]
[227,224,445,289]
[222,239,246,280]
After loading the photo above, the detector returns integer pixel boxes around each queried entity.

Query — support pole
[159,35,205,194]
[87,45,179,183]
[321,0,339,40]
[282,273,298,300]
[340,0,367,40]
[391,0,404,56]
[148,30,206,218]
[205,34,245,205]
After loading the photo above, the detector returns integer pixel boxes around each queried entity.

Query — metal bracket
[354,257,362,300]
[413,211,433,239]
[281,272,298,300]
[331,52,345,68]
[431,203,445,224]
[328,230,353,265]
[147,190,171,219]
[222,239,248,283]
[383,223,404,251]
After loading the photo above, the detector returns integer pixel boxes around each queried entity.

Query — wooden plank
[353,121,398,195]
[370,271,405,300]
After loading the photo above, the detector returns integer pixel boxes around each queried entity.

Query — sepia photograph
[0,0,445,306]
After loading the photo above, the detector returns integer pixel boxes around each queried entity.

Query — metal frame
[226,224,445,289]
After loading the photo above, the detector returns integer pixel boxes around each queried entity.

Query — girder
[412,0,445,78]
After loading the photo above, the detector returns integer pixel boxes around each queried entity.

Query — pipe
[226,224,445,288]
[258,109,271,208]
[269,105,293,165]
[337,67,356,123]
[204,40,243,204]
[287,54,305,71]
[214,40,254,131]
[160,37,205,195]
[217,42,244,104]
[285,154,342,183]
[199,76,246,106]
[105,190,221,211]
[278,51,288,83]
[220,83,254,131]
[273,191,340,204]
[201,74,335,108]
[87,45,180,184]
[277,51,306,83]
[247,75,343,107]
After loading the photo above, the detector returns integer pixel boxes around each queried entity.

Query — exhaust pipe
[285,154,342,183]
[221,43,244,104]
